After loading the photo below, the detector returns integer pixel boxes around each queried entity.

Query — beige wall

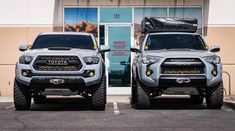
[1,26,235,96]
[0,27,53,96]
[204,26,235,95]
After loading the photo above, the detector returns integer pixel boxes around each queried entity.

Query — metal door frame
[105,24,133,95]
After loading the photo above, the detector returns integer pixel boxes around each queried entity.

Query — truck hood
[22,48,96,57]
[145,50,215,58]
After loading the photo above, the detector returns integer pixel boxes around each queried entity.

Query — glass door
[105,25,132,95]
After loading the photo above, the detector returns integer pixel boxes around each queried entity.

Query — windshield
[32,35,95,50]
[144,34,207,50]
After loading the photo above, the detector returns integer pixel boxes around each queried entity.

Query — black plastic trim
[159,75,206,87]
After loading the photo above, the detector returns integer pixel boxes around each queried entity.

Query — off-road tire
[135,79,150,109]
[14,80,31,110]
[206,82,224,109]
[33,95,47,104]
[91,76,106,110]
[190,95,204,104]
[131,76,137,104]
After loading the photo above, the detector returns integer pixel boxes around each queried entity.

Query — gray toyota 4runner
[130,17,223,109]
[14,32,110,110]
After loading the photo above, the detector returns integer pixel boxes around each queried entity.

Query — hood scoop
[48,47,71,50]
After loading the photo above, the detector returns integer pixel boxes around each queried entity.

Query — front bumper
[16,61,103,88]
[137,57,222,88]
[159,75,206,87]
[29,76,85,90]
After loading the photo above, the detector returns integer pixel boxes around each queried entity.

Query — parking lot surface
[0,96,235,131]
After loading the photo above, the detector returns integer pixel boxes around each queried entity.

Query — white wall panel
[0,0,55,25]
[206,0,235,25]
[0,0,28,24]
[28,0,55,25]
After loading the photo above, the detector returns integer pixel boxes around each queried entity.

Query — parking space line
[5,105,14,110]
[113,102,120,115]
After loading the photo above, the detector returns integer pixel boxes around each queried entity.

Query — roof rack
[141,17,198,34]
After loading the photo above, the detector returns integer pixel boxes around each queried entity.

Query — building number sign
[114,14,120,19]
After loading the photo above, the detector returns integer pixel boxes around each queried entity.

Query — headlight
[19,56,34,64]
[83,57,100,64]
[141,56,162,64]
[203,55,221,64]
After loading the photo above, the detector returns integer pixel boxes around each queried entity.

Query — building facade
[0,0,234,96]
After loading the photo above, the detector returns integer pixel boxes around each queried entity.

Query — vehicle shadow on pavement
[149,97,207,110]
[30,97,94,111]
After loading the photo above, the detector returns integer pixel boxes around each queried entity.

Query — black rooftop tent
[141,17,198,34]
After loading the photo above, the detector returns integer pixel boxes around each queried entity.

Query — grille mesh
[33,56,82,71]
[161,58,204,74]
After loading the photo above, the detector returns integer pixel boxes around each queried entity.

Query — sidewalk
[0,96,13,102]
[224,95,235,108]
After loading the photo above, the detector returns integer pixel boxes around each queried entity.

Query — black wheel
[206,82,224,109]
[131,76,137,104]
[14,80,31,110]
[33,95,47,104]
[91,76,106,110]
[135,79,150,109]
[190,95,203,104]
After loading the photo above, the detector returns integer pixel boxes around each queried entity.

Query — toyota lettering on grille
[47,59,68,65]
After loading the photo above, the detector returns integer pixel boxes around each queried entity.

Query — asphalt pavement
[0,96,235,131]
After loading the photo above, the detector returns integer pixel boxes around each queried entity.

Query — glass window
[134,8,168,45]
[169,7,202,34]
[64,8,98,38]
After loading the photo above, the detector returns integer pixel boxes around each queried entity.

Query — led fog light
[212,70,218,76]
[88,71,95,77]
[146,69,153,77]
[21,70,32,77]
[84,70,95,77]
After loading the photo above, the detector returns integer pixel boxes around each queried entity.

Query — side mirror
[130,46,141,53]
[19,45,28,51]
[99,45,110,53]
[209,45,220,52]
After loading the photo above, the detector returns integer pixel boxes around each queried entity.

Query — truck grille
[161,58,204,74]
[33,56,82,71]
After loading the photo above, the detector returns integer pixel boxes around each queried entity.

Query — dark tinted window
[32,35,95,50]
[145,34,206,50]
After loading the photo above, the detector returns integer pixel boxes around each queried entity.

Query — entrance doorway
[100,25,132,95]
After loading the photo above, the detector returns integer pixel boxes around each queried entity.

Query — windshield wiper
[48,47,72,50]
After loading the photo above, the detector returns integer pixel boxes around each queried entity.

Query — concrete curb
[223,100,235,109]
[0,96,13,102]
[0,96,131,103]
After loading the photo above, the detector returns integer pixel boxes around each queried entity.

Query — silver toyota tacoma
[130,17,223,109]
[14,32,110,110]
